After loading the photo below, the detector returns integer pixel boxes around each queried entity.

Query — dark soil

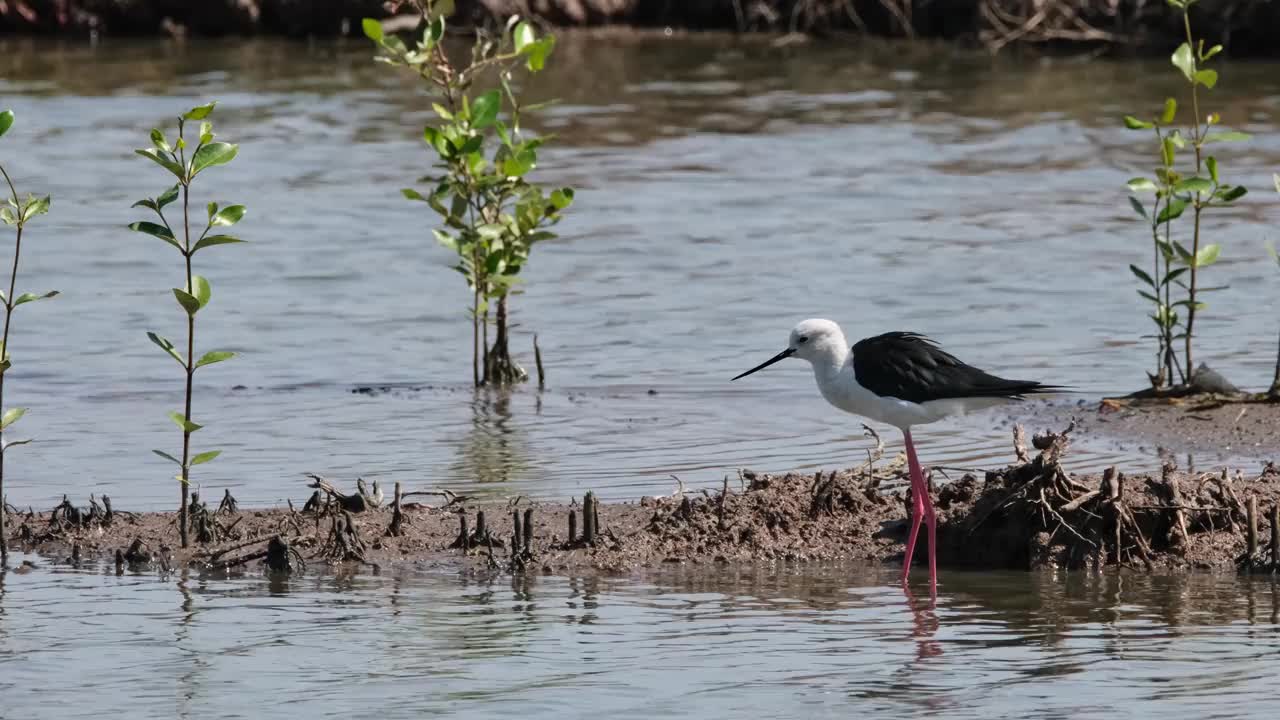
[8,424,1280,577]
[2,0,1279,57]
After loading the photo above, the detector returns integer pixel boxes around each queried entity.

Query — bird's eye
[798,336,808,344]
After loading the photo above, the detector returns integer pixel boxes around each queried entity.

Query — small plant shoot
[0,109,59,562]
[364,0,575,387]
[1123,0,1248,391]
[129,101,245,548]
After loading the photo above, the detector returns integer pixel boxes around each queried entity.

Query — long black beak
[731,348,795,381]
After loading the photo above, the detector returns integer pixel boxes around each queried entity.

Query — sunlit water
[0,37,1277,511]
[4,33,1280,717]
[5,551,1280,719]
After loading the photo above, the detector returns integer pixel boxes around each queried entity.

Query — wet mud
[8,422,1280,577]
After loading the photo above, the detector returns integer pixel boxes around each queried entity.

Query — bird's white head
[732,318,847,380]
[788,318,846,363]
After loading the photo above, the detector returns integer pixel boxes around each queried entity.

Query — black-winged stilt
[732,318,1059,593]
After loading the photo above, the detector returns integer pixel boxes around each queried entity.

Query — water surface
[4,553,1280,719]
[0,35,1277,510]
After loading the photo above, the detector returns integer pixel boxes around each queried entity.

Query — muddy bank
[8,424,1280,576]
[2,0,1279,56]
[1018,397,1280,461]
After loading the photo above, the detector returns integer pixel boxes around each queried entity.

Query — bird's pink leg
[903,430,937,595]
[900,430,926,584]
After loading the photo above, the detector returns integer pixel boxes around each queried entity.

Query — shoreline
[9,419,1280,578]
[1,1,1278,57]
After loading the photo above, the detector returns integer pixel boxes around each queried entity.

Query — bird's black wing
[851,332,1056,404]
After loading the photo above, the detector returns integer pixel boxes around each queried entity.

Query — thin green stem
[0,221,18,563]
[178,179,194,549]
[1183,12,1204,383]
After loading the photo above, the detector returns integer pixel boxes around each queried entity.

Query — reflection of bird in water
[902,582,943,661]
[734,319,1060,595]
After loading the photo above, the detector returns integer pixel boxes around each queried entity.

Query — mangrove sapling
[1123,0,1249,392]
[129,102,245,548]
[364,1,575,387]
[0,109,59,562]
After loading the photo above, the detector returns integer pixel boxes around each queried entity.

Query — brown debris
[9,429,1280,577]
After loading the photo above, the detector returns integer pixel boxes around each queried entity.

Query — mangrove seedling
[364,1,575,387]
[1124,0,1248,391]
[0,109,59,562]
[129,101,245,548]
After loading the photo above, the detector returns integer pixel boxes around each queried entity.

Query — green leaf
[173,288,201,315]
[1272,173,1279,195]
[146,332,185,365]
[550,187,575,210]
[1172,42,1195,82]
[1129,264,1156,287]
[361,17,383,42]
[402,188,430,202]
[211,204,246,227]
[207,202,218,221]
[501,148,536,177]
[0,110,13,139]
[183,102,216,121]
[1194,69,1218,88]
[1161,136,1176,167]
[0,208,14,226]
[1156,197,1188,223]
[1173,176,1213,194]
[1194,244,1221,267]
[0,407,25,430]
[1127,177,1158,193]
[1206,156,1218,183]
[167,410,202,434]
[190,142,238,176]
[150,128,171,152]
[189,274,211,307]
[128,221,184,254]
[525,36,555,72]
[1164,267,1188,284]
[191,234,245,254]
[157,184,180,209]
[1172,241,1195,264]
[1123,115,1152,130]
[431,103,453,121]
[1160,98,1177,124]
[1214,185,1247,203]
[132,198,159,212]
[191,450,221,465]
[471,90,501,130]
[199,121,214,145]
[1203,43,1222,61]
[195,350,235,368]
[13,290,58,307]
[1204,131,1251,143]
[514,21,535,52]
[136,148,186,180]
[429,14,445,44]
[1138,290,1160,303]
[21,195,50,222]
[152,449,182,465]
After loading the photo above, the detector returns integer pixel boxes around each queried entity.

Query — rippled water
[5,551,1280,719]
[0,37,1277,510]
[4,34,1280,716]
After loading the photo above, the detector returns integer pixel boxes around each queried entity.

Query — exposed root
[305,474,384,513]
[318,510,369,563]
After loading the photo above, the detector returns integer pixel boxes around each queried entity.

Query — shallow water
[0,36,1278,509]
[6,551,1280,719]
